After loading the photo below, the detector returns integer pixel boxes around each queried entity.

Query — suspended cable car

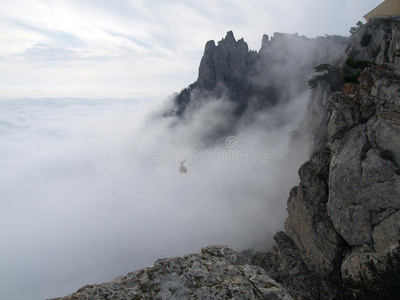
[179,161,187,173]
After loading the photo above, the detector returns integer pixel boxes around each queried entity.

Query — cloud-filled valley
[0,94,308,300]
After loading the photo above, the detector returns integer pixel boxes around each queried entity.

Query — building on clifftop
[364,0,400,22]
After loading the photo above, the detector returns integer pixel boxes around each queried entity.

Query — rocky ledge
[50,245,292,300]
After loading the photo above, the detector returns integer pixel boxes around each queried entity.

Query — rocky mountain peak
[197,30,251,90]
[260,34,270,52]
[173,30,349,121]
[204,39,216,52]
[222,30,236,43]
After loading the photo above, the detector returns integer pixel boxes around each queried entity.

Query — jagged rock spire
[197,31,251,89]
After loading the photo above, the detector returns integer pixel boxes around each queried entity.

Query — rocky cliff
[253,19,400,299]
[346,18,400,64]
[55,20,399,300]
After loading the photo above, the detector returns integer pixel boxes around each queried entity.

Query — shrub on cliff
[342,73,361,84]
[308,58,376,90]
[350,21,363,38]
[342,58,376,84]
[308,64,342,91]
[345,58,375,69]
[360,33,372,47]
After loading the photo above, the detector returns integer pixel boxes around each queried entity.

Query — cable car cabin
[179,162,187,173]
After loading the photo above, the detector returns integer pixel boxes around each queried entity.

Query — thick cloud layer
[0,92,309,299]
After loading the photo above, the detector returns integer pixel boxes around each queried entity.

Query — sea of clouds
[0,95,309,300]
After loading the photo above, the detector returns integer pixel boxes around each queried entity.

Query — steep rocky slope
[255,64,400,299]
[50,246,293,300]
[346,18,400,64]
[308,18,400,152]
[253,19,400,299]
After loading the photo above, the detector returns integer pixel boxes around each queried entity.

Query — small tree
[350,21,364,38]
[342,58,376,84]
[345,58,375,69]
[308,64,342,91]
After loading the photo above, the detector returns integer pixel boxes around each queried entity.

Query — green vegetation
[342,58,376,84]
[350,21,363,38]
[342,73,360,84]
[360,33,372,47]
[308,64,342,91]
[308,58,376,90]
[345,58,375,69]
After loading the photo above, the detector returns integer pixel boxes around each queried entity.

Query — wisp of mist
[0,93,309,300]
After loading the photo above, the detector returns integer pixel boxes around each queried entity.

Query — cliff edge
[253,19,400,299]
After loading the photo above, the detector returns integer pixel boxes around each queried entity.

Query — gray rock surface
[197,31,254,90]
[252,231,333,300]
[51,245,293,300]
[307,19,400,154]
[285,150,347,278]
[327,64,400,282]
[345,19,400,64]
[326,66,400,249]
[253,19,400,299]
[258,64,400,298]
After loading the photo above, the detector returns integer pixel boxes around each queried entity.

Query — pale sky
[0,0,382,100]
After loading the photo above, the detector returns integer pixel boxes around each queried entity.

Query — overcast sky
[0,0,382,100]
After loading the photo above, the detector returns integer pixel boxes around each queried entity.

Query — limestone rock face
[52,246,293,300]
[197,31,253,90]
[308,19,400,154]
[345,19,400,64]
[326,64,400,281]
[285,149,347,278]
[326,65,400,248]
[252,232,333,300]
[259,64,400,300]
[254,20,400,299]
